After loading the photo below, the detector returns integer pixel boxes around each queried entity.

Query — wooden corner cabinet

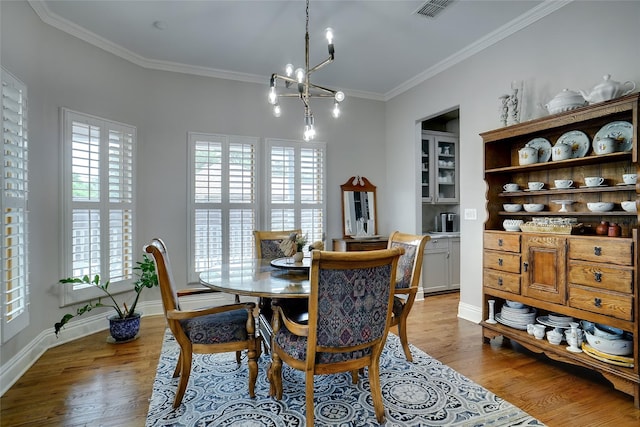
[480,93,640,407]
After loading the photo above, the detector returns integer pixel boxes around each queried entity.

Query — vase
[108,312,141,343]
[293,252,304,262]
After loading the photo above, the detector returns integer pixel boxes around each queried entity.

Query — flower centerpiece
[279,232,307,258]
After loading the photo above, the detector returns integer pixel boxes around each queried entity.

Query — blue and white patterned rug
[147,330,544,426]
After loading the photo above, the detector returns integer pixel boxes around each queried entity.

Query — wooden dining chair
[253,229,302,260]
[268,248,404,425]
[387,231,430,362]
[144,238,258,408]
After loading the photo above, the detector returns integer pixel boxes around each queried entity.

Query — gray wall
[0,1,385,366]
[385,0,640,320]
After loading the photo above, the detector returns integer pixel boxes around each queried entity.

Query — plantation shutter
[266,139,326,246]
[189,133,257,283]
[1,68,29,342]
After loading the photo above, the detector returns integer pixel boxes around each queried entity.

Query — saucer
[616,183,636,186]
[579,184,607,188]
[550,186,574,190]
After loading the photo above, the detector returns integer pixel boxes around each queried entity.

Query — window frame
[187,132,259,284]
[60,108,137,306]
[1,68,30,342]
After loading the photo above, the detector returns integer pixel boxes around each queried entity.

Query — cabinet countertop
[424,232,460,238]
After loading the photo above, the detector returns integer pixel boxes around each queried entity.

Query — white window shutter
[1,68,29,342]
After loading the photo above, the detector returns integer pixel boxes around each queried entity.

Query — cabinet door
[449,238,460,288]
[435,135,458,203]
[423,249,449,293]
[420,136,433,202]
[522,235,567,304]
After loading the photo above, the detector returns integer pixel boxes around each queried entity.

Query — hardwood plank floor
[2,292,639,426]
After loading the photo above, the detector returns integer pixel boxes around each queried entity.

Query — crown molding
[28,0,570,103]
[383,0,574,101]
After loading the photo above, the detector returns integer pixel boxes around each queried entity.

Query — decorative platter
[495,313,528,330]
[525,138,552,162]
[556,130,590,158]
[594,121,633,152]
[270,257,310,271]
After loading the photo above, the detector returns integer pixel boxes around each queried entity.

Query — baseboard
[0,293,235,397]
[458,300,482,324]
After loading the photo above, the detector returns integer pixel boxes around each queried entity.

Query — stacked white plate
[496,304,537,330]
[537,313,573,328]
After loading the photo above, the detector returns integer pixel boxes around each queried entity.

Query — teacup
[595,137,616,155]
[551,142,572,161]
[554,179,573,189]
[518,146,538,165]
[623,173,637,185]
[528,181,544,191]
[503,183,519,192]
[584,176,605,187]
[533,324,546,340]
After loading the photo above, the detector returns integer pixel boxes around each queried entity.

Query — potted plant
[54,254,158,342]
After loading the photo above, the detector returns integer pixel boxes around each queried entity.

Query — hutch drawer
[568,238,634,266]
[484,231,521,253]
[484,250,521,274]
[483,269,521,294]
[568,261,633,293]
[568,285,634,321]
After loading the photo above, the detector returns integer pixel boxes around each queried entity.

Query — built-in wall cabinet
[423,235,460,294]
[419,131,459,204]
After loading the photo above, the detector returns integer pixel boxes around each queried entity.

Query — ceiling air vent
[415,0,454,18]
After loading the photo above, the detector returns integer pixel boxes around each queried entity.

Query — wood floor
[2,292,640,426]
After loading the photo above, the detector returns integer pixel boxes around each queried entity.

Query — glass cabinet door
[420,131,458,204]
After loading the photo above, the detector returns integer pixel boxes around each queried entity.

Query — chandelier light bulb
[268,87,277,105]
[295,68,305,83]
[273,104,282,117]
[332,102,340,118]
[334,91,345,103]
[325,27,334,44]
[285,63,294,77]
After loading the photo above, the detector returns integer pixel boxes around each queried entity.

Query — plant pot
[108,312,141,342]
[293,252,304,262]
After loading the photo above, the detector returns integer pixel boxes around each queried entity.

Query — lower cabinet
[423,236,460,294]
[482,230,640,407]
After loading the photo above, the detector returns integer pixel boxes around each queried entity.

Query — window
[1,68,29,342]
[266,139,326,245]
[61,109,136,305]
[187,133,258,283]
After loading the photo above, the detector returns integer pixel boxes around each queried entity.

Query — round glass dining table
[198,258,310,298]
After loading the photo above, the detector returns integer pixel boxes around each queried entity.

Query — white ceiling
[29,0,568,100]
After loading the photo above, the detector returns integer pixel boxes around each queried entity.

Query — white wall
[0,1,386,371]
[385,0,640,320]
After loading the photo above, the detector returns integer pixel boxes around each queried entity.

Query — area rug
[147,330,544,426]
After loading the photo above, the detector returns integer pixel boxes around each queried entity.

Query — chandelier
[267,0,344,141]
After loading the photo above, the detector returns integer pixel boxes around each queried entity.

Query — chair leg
[398,317,413,362]
[350,370,359,384]
[368,361,386,424]
[173,349,192,408]
[268,352,283,399]
[247,343,258,398]
[172,351,183,378]
[305,371,315,427]
[235,351,241,364]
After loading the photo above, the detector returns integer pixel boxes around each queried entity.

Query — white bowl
[523,203,544,212]
[503,219,523,231]
[594,323,624,340]
[584,331,632,356]
[587,202,614,212]
[503,203,522,212]
[505,300,525,309]
[621,201,637,212]
[546,331,563,345]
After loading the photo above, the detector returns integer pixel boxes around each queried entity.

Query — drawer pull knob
[497,278,503,286]
[498,258,503,266]
[594,298,602,308]
[594,246,602,256]
[523,262,529,272]
[498,238,503,247]
[594,271,602,282]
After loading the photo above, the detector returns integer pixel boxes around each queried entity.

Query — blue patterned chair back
[389,240,417,289]
[254,229,302,260]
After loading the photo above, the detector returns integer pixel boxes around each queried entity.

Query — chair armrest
[273,304,309,337]
[167,302,255,320]
[177,287,217,297]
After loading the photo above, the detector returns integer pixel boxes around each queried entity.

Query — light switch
[464,208,477,220]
